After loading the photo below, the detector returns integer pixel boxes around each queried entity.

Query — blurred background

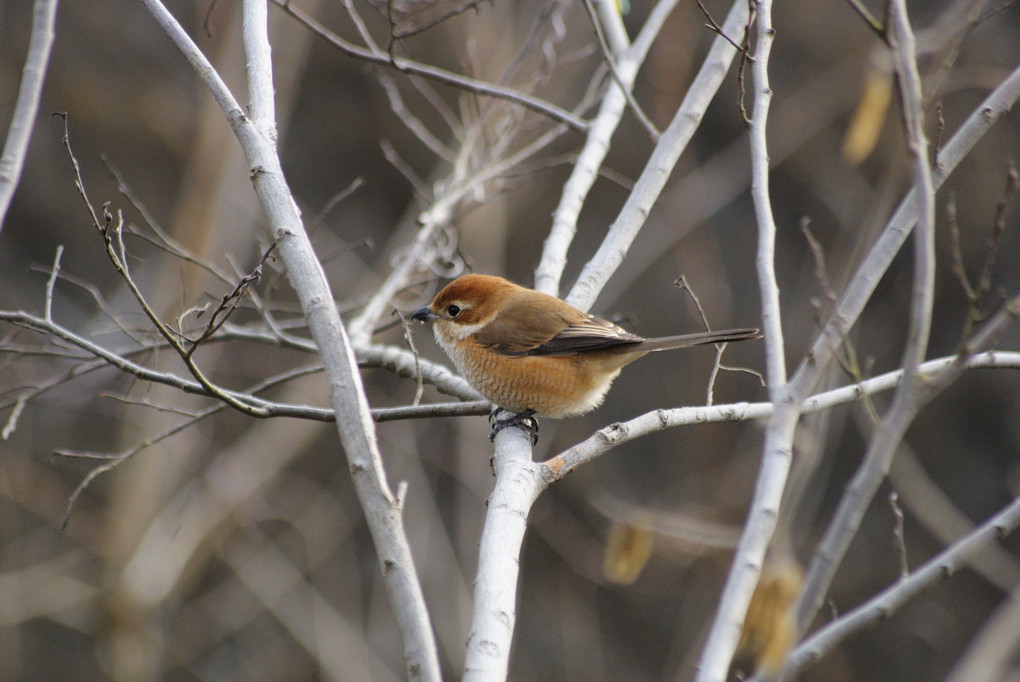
[1,0,1019,680]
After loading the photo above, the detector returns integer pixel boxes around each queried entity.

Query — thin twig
[107,154,290,348]
[44,245,64,323]
[799,218,837,307]
[735,0,756,127]
[396,311,425,406]
[391,0,492,40]
[27,265,147,343]
[310,177,365,228]
[580,0,660,140]
[1,396,27,440]
[952,164,1018,342]
[380,139,432,203]
[673,275,753,405]
[188,244,276,351]
[946,192,974,300]
[890,491,909,579]
[800,219,877,419]
[933,102,945,168]
[843,0,885,36]
[378,75,455,161]
[342,0,380,52]
[60,116,280,417]
[696,0,756,58]
[972,164,1019,304]
[102,156,234,287]
[100,392,203,418]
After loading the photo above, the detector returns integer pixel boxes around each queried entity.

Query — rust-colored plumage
[412,274,760,418]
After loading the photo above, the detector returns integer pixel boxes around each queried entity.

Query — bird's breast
[448,336,635,417]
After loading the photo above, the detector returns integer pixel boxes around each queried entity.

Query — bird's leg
[489,408,539,445]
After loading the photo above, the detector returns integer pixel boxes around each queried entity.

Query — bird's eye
[447,304,462,317]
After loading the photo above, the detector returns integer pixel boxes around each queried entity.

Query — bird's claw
[489,409,539,446]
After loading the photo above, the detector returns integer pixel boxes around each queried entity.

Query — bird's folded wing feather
[474,298,643,357]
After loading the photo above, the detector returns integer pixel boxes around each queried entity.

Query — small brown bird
[412,274,760,425]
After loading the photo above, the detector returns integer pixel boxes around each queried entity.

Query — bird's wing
[532,315,644,355]
[473,298,643,357]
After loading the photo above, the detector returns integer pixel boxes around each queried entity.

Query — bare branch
[463,424,544,681]
[0,311,333,419]
[542,349,1020,483]
[3,0,1019,679]
[272,0,589,132]
[843,0,884,37]
[696,0,756,57]
[61,114,275,418]
[790,63,1020,407]
[43,245,63,324]
[784,497,1020,676]
[0,0,58,229]
[145,0,441,674]
[243,0,278,144]
[794,0,939,634]
[371,399,491,421]
[696,0,785,675]
[535,0,680,295]
[890,492,909,579]
[462,5,758,676]
[567,0,752,312]
[391,0,492,40]
[580,0,660,140]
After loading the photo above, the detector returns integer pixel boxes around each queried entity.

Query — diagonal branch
[535,0,681,296]
[137,1,441,677]
[566,0,752,312]
[785,496,1020,676]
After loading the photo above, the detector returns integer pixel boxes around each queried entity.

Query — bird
[412,274,760,439]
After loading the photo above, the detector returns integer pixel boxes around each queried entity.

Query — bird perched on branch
[412,274,760,440]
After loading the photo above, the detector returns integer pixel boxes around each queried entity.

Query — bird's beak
[411,306,437,323]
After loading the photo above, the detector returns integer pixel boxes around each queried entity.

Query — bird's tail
[634,328,761,353]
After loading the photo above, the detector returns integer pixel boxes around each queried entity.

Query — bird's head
[411,274,519,346]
